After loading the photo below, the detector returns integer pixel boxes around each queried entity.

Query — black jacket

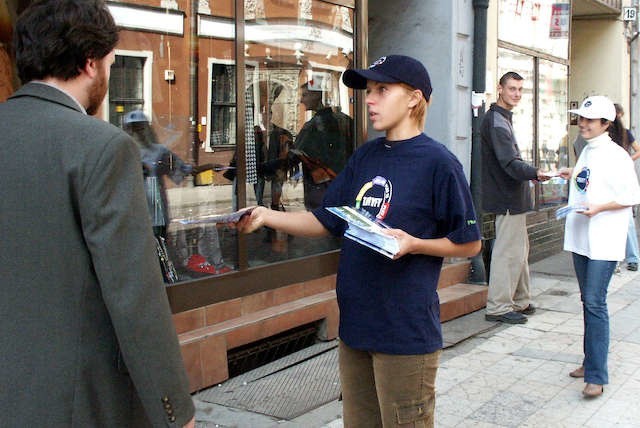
[480,103,538,214]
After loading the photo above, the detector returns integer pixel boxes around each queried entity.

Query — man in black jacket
[481,71,550,324]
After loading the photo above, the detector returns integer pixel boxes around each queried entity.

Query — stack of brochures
[326,206,399,259]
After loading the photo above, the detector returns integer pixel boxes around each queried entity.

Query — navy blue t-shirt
[313,133,480,355]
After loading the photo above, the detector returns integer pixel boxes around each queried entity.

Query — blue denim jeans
[571,253,616,385]
[625,217,639,264]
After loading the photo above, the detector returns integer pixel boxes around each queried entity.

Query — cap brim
[342,68,400,89]
[568,108,612,120]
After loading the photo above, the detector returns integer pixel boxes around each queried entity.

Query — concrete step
[437,259,471,289]
[438,282,488,322]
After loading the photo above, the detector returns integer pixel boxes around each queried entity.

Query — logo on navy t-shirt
[355,176,393,220]
[575,166,590,193]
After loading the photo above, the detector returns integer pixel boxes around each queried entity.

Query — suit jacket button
[169,415,176,422]
[164,403,171,409]
[162,396,170,403]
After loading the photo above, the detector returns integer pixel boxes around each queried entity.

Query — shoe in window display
[186,254,216,274]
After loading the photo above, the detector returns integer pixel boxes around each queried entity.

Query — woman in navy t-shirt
[238,55,481,427]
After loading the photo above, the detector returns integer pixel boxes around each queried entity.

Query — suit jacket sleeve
[78,132,194,426]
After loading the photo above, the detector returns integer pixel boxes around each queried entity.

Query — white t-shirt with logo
[564,133,640,261]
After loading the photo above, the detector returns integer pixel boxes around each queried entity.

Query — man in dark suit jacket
[0,1,195,426]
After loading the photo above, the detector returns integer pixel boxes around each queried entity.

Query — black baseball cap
[342,55,432,101]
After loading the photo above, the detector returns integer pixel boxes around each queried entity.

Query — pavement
[192,250,640,427]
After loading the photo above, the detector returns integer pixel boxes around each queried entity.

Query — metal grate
[227,321,320,378]
[197,340,340,420]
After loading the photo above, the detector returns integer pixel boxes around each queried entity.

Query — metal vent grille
[227,321,320,378]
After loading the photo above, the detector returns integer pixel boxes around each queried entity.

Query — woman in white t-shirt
[559,96,640,398]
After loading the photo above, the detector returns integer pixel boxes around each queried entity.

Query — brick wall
[481,207,566,265]
[526,208,566,263]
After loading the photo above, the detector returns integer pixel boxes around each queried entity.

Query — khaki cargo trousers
[339,340,440,427]
[486,212,532,315]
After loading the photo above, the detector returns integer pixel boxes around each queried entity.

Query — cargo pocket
[395,397,433,427]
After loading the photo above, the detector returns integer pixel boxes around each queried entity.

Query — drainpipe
[468,0,489,285]
[629,0,639,137]
[189,0,199,165]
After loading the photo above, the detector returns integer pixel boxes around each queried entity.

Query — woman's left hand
[382,228,416,259]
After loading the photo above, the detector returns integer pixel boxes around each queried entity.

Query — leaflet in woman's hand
[555,204,587,219]
[326,206,399,258]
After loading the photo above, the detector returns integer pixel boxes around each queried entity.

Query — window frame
[103,49,154,124]
[120,0,367,313]
[496,44,569,210]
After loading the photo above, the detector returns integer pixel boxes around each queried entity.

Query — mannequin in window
[295,81,353,210]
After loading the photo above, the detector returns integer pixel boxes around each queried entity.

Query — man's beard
[86,70,108,116]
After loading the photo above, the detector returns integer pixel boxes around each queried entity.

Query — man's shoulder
[480,104,497,126]
[52,109,129,146]
[482,105,511,134]
[9,84,125,136]
[5,88,126,140]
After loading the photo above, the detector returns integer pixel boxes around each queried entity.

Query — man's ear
[81,58,99,79]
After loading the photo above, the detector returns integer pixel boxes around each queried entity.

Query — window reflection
[241,0,355,266]
[498,49,568,209]
[108,0,355,280]
[166,0,238,281]
[498,48,535,164]
[538,59,568,207]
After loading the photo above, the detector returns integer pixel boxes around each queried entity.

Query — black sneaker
[485,311,528,324]
[628,262,638,271]
[518,304,536,315]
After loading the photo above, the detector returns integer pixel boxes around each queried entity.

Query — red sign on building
[550,3,570,39]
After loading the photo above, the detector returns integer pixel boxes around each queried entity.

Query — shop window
[107,0,356,285]
[497,0,570,209]
[194,0,355,269]
[239,0,355,267]
[497,49,535,164]
[106,50,153,127]
[537,59,569,207]
[497,48,568,209]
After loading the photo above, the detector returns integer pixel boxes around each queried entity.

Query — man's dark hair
[499,71,524,86]
[14,0,118,83]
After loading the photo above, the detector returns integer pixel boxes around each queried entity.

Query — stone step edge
[437,260,472,290]
[179,289,337,345]
[438,282,488,322]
